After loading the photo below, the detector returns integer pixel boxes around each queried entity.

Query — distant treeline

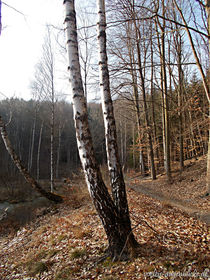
[0,76,208,183]
[0,99,105,180]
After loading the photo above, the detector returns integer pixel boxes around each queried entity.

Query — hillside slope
[0,157,209,280]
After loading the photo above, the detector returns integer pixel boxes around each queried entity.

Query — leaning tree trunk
[0,116,63,203]
[96,0,138,247]
[64,0,138,259]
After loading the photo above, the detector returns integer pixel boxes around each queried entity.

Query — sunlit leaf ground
[0,156,209,280]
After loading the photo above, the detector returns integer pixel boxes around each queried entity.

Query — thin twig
[2,1,26,17]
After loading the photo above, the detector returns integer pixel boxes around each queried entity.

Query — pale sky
[0,0,65,100]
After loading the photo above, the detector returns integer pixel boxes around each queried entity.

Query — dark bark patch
[98,30,106,39]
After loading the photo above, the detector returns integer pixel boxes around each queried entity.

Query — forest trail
[126,155,210,226]
[128,184,210,225]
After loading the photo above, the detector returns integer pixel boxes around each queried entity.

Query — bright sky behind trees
[0,0,64,100]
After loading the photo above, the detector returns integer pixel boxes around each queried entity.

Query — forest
[0,0,209,279]
[0,75,208,187]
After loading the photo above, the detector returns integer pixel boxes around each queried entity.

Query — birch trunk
[97,0,138,247]
[0,116,63,203]
[64,0,138,259]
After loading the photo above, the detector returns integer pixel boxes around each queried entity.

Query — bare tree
[172,0,209,192]
[32,26,57,192]
[97,0,138,246]
[155,0,171,180]
[64,0,138,260]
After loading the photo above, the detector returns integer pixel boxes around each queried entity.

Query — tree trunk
[132,120,136,168]
[156,5,171,180]
[177,53,184,171]
[207,116,210,194]
[97,0,138,247]
[135,26,156,179]
[206,0,210,194]
[0,116,63,203]
[37,121,43,181]
[126,22,146,175]
[56,124,62,179]
[50,93,55,193]
[64,0,138,259]
[28,110,37,173]
[150,42,159,170]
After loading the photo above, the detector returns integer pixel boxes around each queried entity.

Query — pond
[0,197,52,225]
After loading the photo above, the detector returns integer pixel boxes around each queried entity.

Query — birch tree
[97,0,138,246]
[64,0,138,260]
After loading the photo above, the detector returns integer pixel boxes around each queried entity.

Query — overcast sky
[0,0,64,100]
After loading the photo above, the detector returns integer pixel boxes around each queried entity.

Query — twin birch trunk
[64,0,137,258]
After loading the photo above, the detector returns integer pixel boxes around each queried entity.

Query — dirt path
[128,183,210,225]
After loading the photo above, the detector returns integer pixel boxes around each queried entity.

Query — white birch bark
[96,0,138,248]
[64,0,135,258]
[97,0,126,209]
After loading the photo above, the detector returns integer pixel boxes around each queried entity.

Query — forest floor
[126,156,210,224]
[0,156,209,280]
